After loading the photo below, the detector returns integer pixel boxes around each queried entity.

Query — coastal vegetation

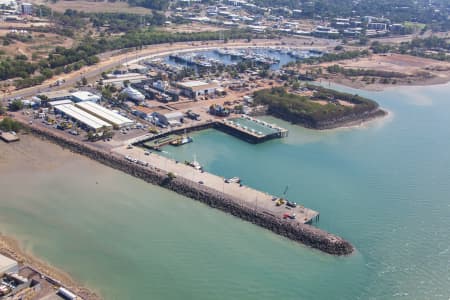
[253,86,385,129]
[326,64,408,78]
[0,117,22,132]
[301,50,370,65]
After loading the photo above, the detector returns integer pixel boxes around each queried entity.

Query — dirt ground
[162,23,225,33]
[305,53,450,91]
[28,0,153,14]
[0,30,74,59]
[324,53,450,73]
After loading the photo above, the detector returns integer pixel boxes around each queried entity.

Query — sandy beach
[0,233,101,300]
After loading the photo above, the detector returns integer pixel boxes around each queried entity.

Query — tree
[81,76,88,86]
[9,100,23,111]
[0,117,22,132]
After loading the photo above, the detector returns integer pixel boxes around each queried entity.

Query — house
[312,26,340,38]
[368,22,388,31]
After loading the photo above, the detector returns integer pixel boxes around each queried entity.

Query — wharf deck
[113,145,319,224]
[217,116,288,143]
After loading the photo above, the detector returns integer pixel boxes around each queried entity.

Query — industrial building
[151,111,184,127]
[21,2,33,15]
[71,91,101,103]
[103,73,147,88]
[55,104,112,132]
[177,80,219,99]
[0,254,18,276]
[76,101,134,129]
[48,99,73,108]
[38,90,72,103]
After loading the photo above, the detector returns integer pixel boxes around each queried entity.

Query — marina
[163,47,324,71]
[139,116,289,150]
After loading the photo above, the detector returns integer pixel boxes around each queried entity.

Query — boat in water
[225,177,241,183]
[185,154,202,170]
[171,135,193,146]
[171,130,193,146]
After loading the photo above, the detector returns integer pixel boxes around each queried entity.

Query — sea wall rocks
[25,125,354,256]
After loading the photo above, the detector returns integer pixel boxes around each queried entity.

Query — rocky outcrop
[24,124,354,256]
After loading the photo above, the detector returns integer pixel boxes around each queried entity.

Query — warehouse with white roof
[71,91,101,103]
[55,104,112,132]
[0,254,18,276]
[75,101,134,129]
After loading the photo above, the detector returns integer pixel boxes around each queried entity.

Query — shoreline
[0,232,102,300]
[258,105,388,131]
[319,76,450,92]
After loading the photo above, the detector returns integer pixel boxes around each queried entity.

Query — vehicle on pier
[286,201,297,208]
[283,213,296,220]
[275,199,286,206]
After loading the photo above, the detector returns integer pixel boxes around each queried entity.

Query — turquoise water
[0,82,449,299]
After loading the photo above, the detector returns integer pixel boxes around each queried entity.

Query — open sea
[0,82,449,300]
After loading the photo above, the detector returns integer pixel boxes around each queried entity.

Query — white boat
[225,177,241,183]
[188,154,202,170]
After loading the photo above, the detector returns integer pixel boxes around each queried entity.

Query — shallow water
[0,82,449,299]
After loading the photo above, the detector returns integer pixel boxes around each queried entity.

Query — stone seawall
[25,125,354,256]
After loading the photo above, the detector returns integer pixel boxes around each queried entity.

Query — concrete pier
[115,145,319,224]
